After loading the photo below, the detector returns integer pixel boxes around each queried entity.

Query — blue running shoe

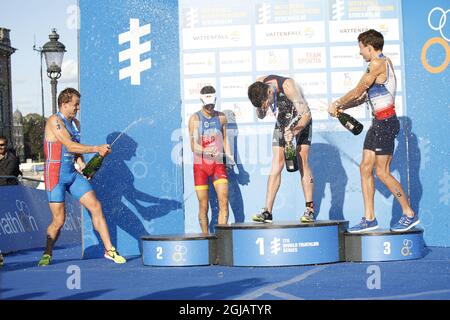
[391,214,420,232]
[347,217,379,233]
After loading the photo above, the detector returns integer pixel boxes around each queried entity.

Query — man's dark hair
[58,87,81,108]
[248,82,270,108]
[358,29,384,51]
[200,86,216,95]
[0,136,7,144]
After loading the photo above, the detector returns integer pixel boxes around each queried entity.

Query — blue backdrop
[402,0,449,247]
[79,0,184,257]
[78,0,450,254]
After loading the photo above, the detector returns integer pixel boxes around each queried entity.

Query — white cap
[200,93,216,106]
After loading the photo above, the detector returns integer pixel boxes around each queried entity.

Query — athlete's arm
[329,59,383,116]
[283,78,312,136]
[72,118,86,168]
[46,115,111,156]
[219,113,234,166]
[188,114,207,155]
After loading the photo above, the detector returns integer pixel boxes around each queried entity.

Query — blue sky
[1,0,78,116]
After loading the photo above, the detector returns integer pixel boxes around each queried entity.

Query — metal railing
[0,175,44,189]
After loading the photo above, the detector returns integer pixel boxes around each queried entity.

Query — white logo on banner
[186,8,199,28]
[259,3,271,24]
[332,0,345,21]
[270,237,282,255]
[118,18,151,85]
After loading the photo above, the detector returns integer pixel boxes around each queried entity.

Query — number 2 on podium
[156,246,163,259]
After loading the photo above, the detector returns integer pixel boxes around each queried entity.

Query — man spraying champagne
[38,88,126,266]
[328,29,419,233]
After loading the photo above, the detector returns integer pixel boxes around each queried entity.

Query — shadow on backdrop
[83,132,181,257]
[209,110,249,233]
[309,142,348,221]
[375,116,423,227]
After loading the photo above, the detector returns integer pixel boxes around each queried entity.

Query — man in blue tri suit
[328,29,419,233]
[38,88,126,266]
[248,75,315,223]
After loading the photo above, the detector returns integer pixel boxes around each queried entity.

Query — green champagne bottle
[82,153,104,179]
[284,113,302,173]
[337,112,363,135]
[284,141,298,172]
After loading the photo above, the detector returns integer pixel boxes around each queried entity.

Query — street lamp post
[42,29,66,115]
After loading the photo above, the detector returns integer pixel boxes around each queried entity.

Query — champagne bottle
[337,112,363,135]
[284,114,302,173]
[284,141,298,172]
[82,153,104,179]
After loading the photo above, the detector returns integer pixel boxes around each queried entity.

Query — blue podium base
[141,234,216,266]
[344,228,425,262]
[215,220,348,266]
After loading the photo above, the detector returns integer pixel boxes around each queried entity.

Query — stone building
[0,27,16,145]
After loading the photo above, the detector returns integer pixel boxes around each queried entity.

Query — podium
[344,228,425,262]
[215,220,348,266]
[141,234,216,266]
[140,223,426,266]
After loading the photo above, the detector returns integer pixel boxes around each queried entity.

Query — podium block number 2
[156,246,163,260]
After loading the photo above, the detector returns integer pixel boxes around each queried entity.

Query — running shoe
[252,208,273,223]
[301,207,315,223]
[347,217,379,233]
[104,247,126,264]
[0,252,4,267]
[391,214,420,232]
[38,254,52,267]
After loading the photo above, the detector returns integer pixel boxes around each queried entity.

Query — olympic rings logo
[172,245,187,262]
[421,7,450,74]
[401,239,413,257]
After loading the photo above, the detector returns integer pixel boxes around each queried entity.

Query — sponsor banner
[183,77,217,100]
[293,47,327,70]
[329,19,400,43]
[256,49,290,71]
[256,0,325,24]
[183,52,215,75]
[330,46,363,68]
[293,72,328,95]
[181,3,251,28]
[219,50,253,73]
[220,76,253,98]
[255,21,326,45]
[331,71,364,94]
[183,25,251,49]
[0,185,81,253]
[220,101,255,124]
[383,44,402,66]
[329,0,400,20]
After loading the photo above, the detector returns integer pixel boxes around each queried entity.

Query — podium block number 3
[383,242,391,255]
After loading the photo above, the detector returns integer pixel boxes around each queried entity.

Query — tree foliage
[23,113,46,161]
